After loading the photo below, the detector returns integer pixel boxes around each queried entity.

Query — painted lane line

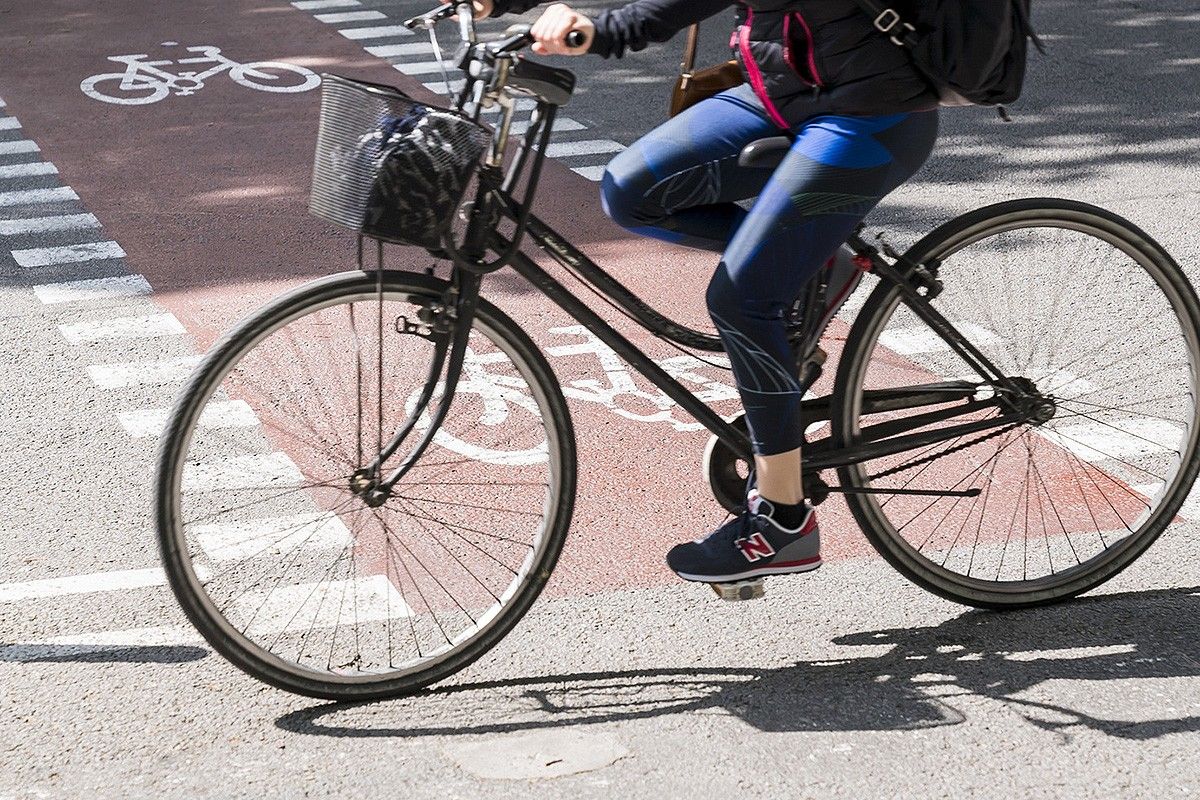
[571,165,607,182]
[0,626,201,662]
[366,42,434,58]
[0,186,78,208]
[0,116,20,130]
[33,274,151,305]
[510,117,586,135]
[338,25,415,40]
[544,139,626,158]
[195,512,353,562]
[12,240,125,268]
[235,575,414,637]
[391,59,459,76]
[0,140,39,155]
[182,452,305,492]
[315,9,384,23]
[1135,482,1200,520]
[87,356,202,389]
[0,566,168,603]
[0,161,58,179]
[118,399,259,438]
[0,213,98,236]
[878,323,999,356]
[292,0,360,8]
[1038,418,1182,463]
[59,313,186,344]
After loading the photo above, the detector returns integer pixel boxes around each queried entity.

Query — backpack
[849,0,1044,113]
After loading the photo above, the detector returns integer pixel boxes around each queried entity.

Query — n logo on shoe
[736,533,775,562]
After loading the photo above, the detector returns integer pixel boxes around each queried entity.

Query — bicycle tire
[155,270,576,699]
[832,198,1200,608]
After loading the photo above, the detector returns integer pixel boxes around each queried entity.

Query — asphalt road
[1,0,1199,797]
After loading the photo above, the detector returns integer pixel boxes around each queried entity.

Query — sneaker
[666,495,821,583]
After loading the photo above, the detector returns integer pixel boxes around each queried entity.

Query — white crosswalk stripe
[0,161,58,179]
[60,313,186,343]
[118,400,259,438]
[315,10,385,23]
[292,0,361,8]
[0,116,21,130]
[0,139,39,155]
[33,274,151,305]
[87,356,202,389]
[0,213,98,236]
[338,24,414,40]
[0,186,77,207]
[13,240,125,268]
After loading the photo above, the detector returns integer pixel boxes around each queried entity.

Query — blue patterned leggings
[600,83,939,455]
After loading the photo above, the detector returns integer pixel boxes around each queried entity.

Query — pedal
[710,578,765,602]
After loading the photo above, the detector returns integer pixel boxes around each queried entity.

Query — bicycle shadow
[275,585,1200,741]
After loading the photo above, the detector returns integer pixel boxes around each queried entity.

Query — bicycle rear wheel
[155,270,575,699]
[834,199,1200,608]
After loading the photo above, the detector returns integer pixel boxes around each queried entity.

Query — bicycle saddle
[738,136,792,169]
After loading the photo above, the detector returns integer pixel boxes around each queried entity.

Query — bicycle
[154,3,1200,700]
[80,44,320,106]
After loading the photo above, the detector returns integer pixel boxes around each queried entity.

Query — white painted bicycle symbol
[80,43,320,106]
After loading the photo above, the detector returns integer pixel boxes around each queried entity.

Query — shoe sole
[674,556,823,584]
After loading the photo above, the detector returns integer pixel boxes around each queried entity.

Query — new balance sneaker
[666,495,821,583]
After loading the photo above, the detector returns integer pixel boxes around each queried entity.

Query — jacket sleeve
[490,0,736,58]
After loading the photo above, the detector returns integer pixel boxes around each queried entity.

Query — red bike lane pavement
[4,0,1072,600]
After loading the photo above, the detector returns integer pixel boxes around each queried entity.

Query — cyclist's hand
[439,0,494,20]
[530,3,594,56]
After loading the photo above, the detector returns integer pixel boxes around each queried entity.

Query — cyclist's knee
[705,265,745,324]
[599,168,653,230]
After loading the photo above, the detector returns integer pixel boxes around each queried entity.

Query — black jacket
[492,0,938,125]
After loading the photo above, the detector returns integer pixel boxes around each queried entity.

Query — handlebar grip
[565,30,587,49]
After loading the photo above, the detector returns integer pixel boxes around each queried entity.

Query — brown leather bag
[669,23,744,117]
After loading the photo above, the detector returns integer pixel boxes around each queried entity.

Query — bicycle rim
[834,199,1200,607]
[156,271,575,698]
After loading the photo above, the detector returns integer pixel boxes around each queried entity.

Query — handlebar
[403,9,587,54]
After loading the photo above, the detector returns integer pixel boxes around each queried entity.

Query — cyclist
[455,0,940,585]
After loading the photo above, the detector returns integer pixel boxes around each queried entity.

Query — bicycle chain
[866,420,1027,482]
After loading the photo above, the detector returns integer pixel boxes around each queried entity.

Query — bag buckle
[873,8,914,46]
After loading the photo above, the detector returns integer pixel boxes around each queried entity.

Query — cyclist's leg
[667,110,939,584]
[600,84,777,252]
[709,111,941,486]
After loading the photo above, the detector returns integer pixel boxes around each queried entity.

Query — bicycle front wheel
[155,270,575,699]
[834,199,1200,608]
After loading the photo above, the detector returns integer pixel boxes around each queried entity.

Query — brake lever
[403,3,455,29]
[488,24,586,56]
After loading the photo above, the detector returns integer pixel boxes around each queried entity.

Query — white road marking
[0,626,201,662]
[391,59,456,76]
[571,165,607,181]
[195,512,353,562]
[118,399,259,438]
[510,117,586,135]
[878,322,999,355]
[1135,482,1200,520]
[544,139,625,158]
[0,212,97,236]
[423,79,465,93]
[234,575,414,636]
[182,452,305,492]
[59,313,186,344]
[13,240,125,268]
[366,42,433,58]
[0,161,58,179]
[0,566,167,603]
[315,10,385,23]
[338,24,414,40]
[1039,418,1182,462]
[87,356,202,389]
[293,0,361,8]
[0,140,39,155]
[0,96,6,108]
[0,186,77,207]
[0,116,20,130]
[33,273,151,305]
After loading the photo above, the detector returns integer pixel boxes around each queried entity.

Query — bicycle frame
[365,8,1043,494]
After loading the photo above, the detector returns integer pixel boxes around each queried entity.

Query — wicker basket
[309,74,490,249]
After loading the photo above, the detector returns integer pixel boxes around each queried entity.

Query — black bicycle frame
[368,66,1038,486]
